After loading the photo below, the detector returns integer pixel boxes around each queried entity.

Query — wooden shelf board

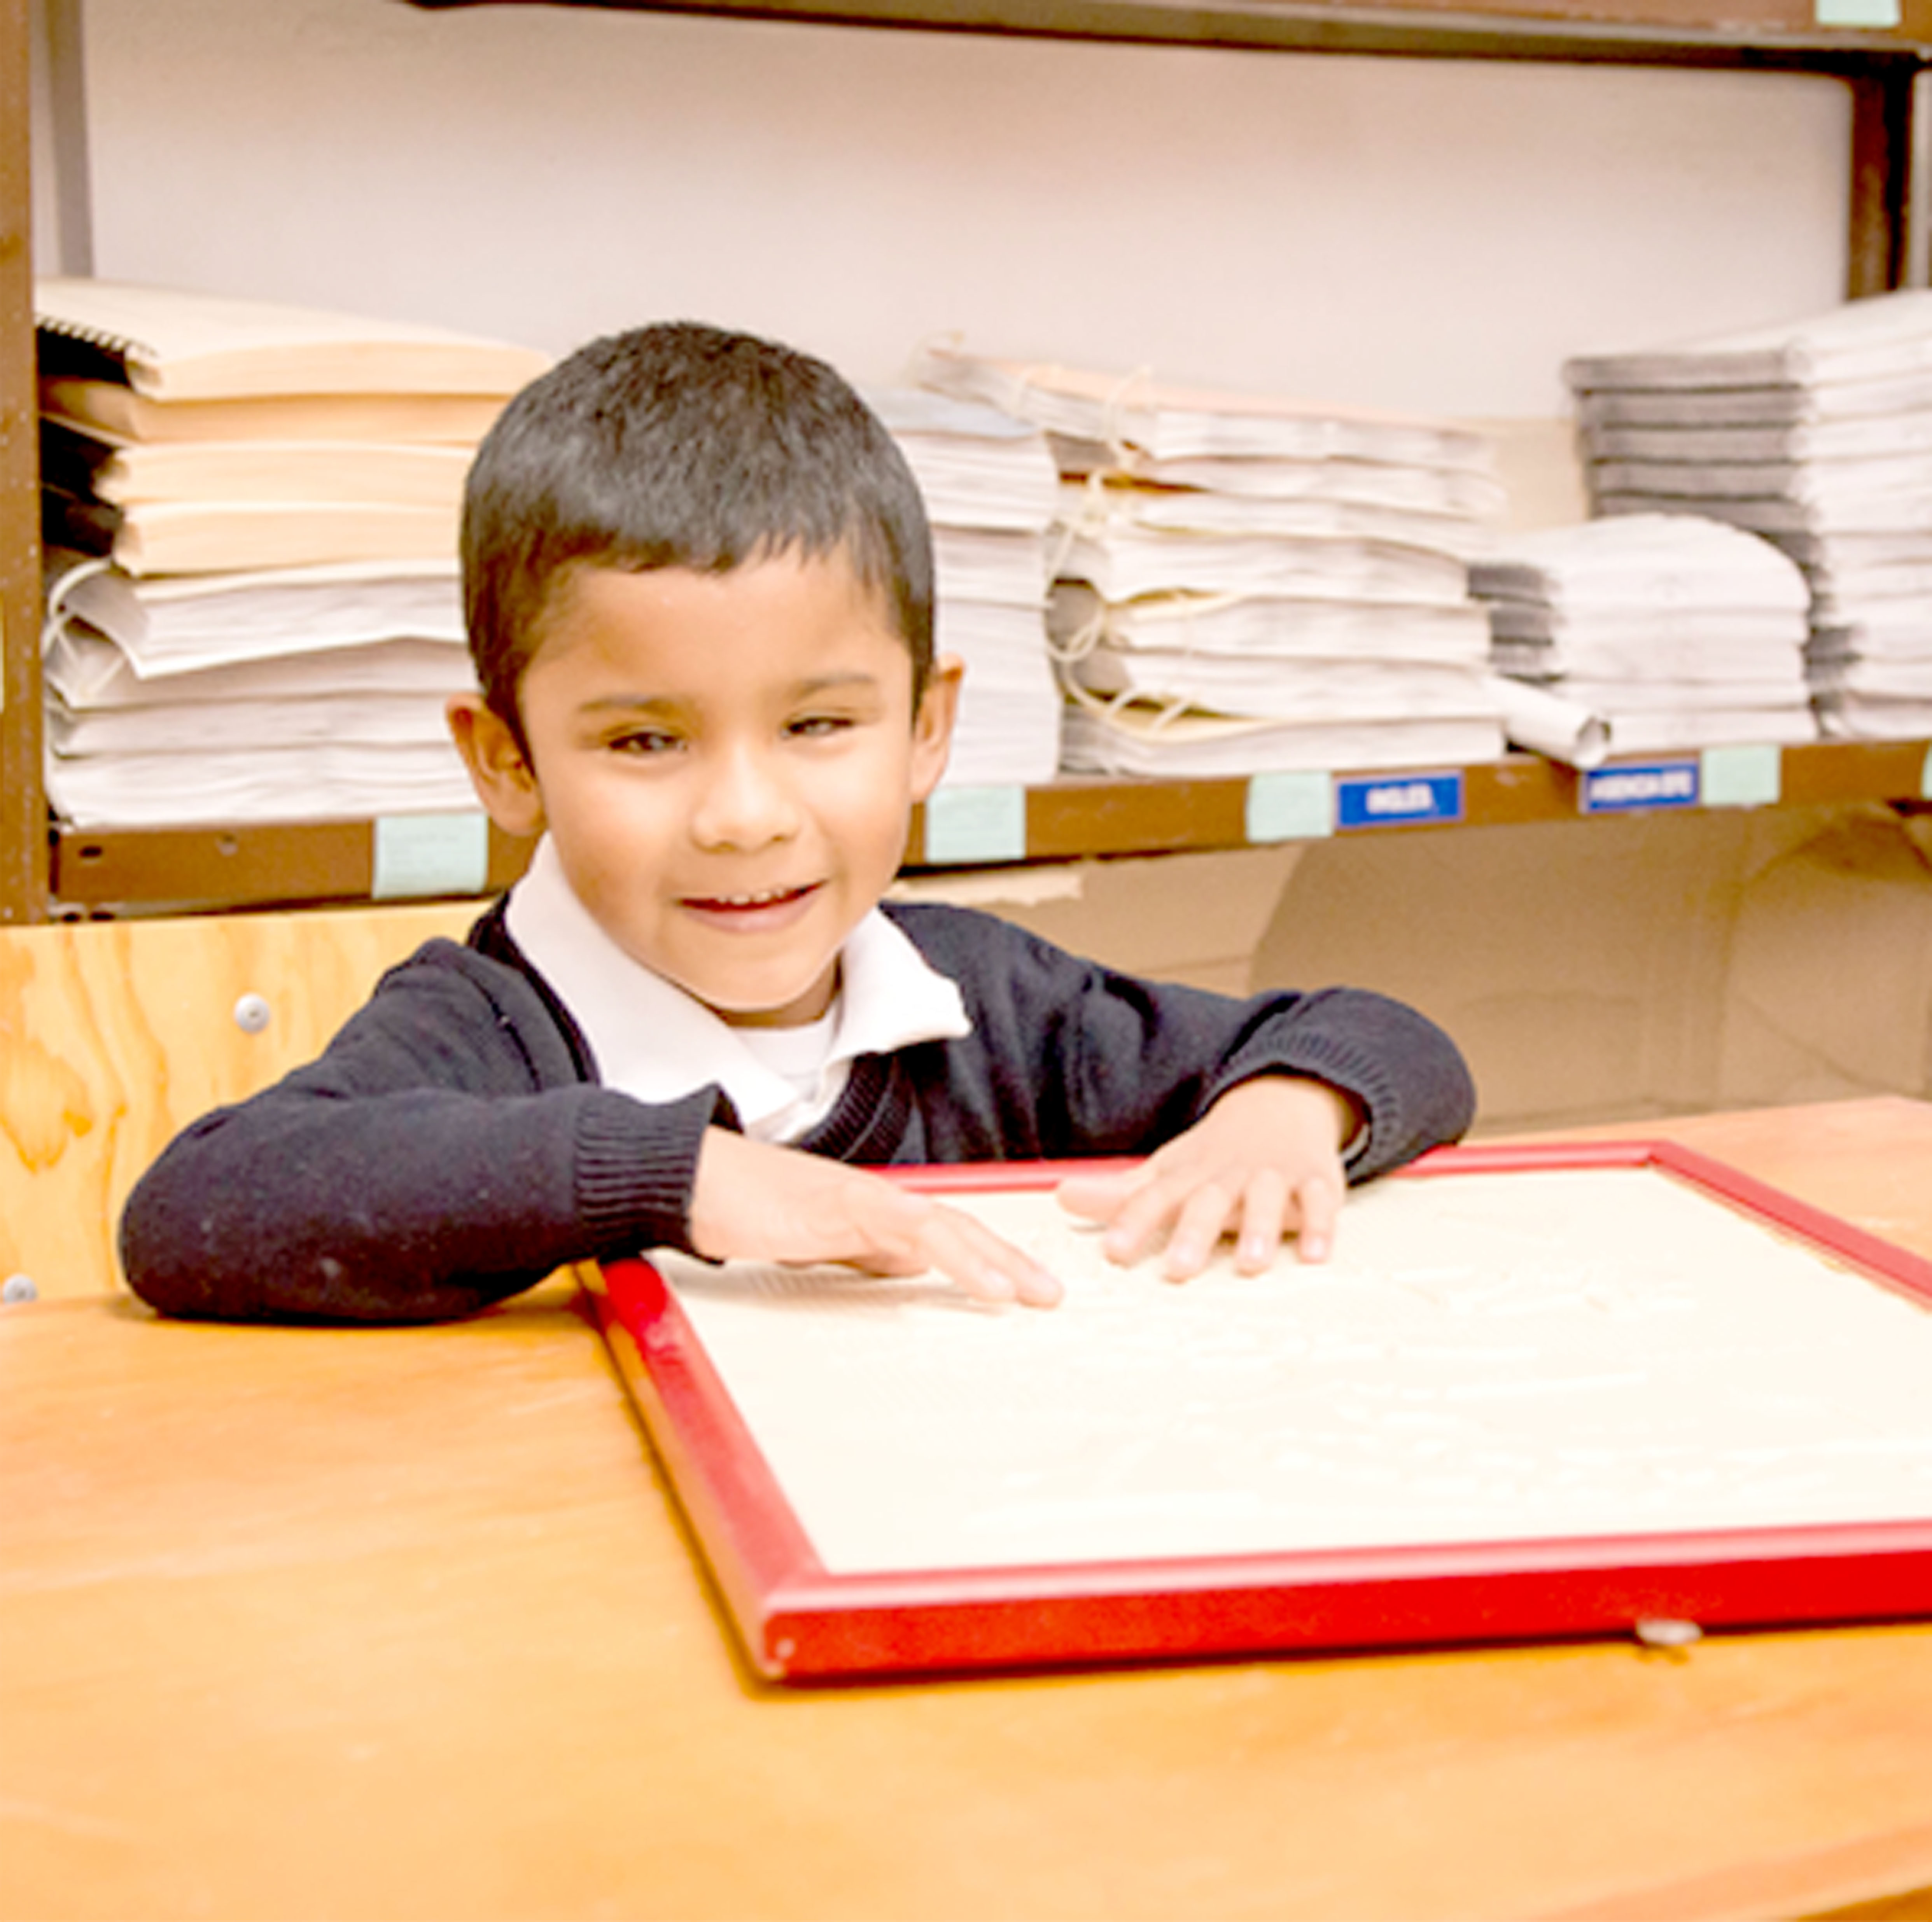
[407,0,1932,70]
[45,738,1931,916]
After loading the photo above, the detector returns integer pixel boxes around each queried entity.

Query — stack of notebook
[912,341,1507,778]
[1471,514,1816,756]
[868,388,1062,787]
[1567,290,1932,742]
[36,278,550,827]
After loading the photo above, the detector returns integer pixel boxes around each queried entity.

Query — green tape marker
[1246,771,1334,842]
[1700,744,1782,810]
[373,811,491,899]
[1815,0,1902,27]
[922,785,1027,866]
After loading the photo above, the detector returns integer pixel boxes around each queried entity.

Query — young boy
[120,322,1476,1325]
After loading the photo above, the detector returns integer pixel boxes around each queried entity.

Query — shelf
[407,0,1932,69]
[5,4,1929,920]
[43,737,1932,916]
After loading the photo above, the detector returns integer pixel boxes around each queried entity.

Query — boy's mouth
[682,882,820,922]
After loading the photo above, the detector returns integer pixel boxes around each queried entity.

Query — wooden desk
[5,1098,1931,1922]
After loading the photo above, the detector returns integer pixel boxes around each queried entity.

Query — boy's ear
[908,654,964,804]
[446,694,546,837]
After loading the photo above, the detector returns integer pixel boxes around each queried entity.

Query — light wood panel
[0,901,479,1297]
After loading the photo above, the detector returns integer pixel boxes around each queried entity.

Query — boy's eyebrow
[574,693,685,716]
[789,670,887,698]
[572,670,887,715]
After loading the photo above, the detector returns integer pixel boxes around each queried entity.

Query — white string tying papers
[40,556,114,657]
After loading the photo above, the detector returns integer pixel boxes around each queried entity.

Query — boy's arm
[901,907,1475,1179]
[119,946,719,1324]
[1048,981,1468,1278]
[894,907,1476,1278]
[1056,1074,1362,1277]
[690,1130,1061,1307]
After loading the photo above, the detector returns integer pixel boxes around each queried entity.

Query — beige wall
[46,0,1853,418]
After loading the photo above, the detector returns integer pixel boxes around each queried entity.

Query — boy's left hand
[1054,1075,1361,1280]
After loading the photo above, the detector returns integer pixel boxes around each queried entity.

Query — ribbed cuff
[573,1086,730,1256]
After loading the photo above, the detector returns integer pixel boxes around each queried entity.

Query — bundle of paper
[35,278,552,829]
[1566,292,1932,742]
[915,341,1506,778]
[40,552,478,828]
[1470,515,1817,757]
[1060,701,1506,779]
[870,388,1062,789]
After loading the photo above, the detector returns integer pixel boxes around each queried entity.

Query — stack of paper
[1567,291,1932,742]
[870,388,1062,788]
[914,342,1507,777]
[39,556,480,827]
[36,278,550,827]
[1471,515,1816,757]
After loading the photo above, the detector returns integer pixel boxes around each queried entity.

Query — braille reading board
[592,1142,1932,1682]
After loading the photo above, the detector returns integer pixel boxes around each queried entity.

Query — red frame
[592,1140,1932,1682]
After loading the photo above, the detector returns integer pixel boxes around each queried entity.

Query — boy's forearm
[119,1084,712,1324]
[1208,988,1476,1180]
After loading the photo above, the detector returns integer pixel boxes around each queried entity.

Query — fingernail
[1024,1268,1063,1308]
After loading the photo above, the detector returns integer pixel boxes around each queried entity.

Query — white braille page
[649,1168,1932,1576]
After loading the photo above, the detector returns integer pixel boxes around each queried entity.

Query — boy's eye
[610,727,682,756]
[787,713,854,740]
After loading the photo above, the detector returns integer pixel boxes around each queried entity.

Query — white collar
[504,836,970,1138]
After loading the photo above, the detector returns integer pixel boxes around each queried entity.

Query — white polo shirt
[504,836,971,1144]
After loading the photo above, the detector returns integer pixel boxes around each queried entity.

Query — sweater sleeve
[118,942,725,1325]
[887,906,1476,1178]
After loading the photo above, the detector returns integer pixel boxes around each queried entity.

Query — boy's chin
[697,971,840,1030]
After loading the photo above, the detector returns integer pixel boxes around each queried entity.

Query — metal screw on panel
[233,993,273,1035]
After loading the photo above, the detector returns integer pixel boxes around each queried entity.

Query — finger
[1053,1167,1141,1226]
[1160,1179,1237,1282]
[1096,1172,1188,1267]
[1233,1166,1291,1274]
[1292,1168,1343,1263]
[919,1206,1063,1309]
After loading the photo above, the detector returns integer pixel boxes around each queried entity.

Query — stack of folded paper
[37,276,550,828]
[1567,291,1932,742]
[914,341,1508,777]
[869,388,1062,787]
[1471,514,1816,756]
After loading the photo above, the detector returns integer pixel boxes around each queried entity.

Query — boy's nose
[690,743,799,849]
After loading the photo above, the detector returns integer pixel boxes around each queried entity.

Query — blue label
[1335,771,1463,831]
[1580,760,1701,815]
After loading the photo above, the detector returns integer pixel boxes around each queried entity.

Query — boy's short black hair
[462,320,935,743]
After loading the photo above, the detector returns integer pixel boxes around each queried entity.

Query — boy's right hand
[688,1129,1063,1308]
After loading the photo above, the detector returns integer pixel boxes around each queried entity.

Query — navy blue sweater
[120,899,1475,1323]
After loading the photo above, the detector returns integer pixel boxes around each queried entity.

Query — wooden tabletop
[5,1097,1931,1922]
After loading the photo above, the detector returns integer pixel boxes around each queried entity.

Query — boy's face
[450,556,958,1028]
